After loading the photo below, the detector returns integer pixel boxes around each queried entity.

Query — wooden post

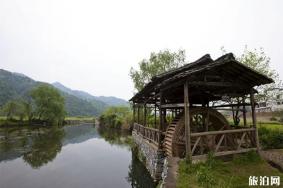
[184,80,192,161]
[154,103,157,129]
[158,92,163,149]
[137,104,140,124]
[163,108,167,131]
[242,97,247,127]
[250,90,260,152]
[159,92,164,130]
[144,103,147,126]
[133,103,136,122]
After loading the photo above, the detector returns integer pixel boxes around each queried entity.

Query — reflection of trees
[97,126,132,147]
[97,126,156,188]
[23,127,64,168]
[0,126,64,167]
[0,127,30,162]
[127,148,157,188]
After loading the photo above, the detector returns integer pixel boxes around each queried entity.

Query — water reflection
[0,126,64,167]
[0,124,156,188]
[23,127,64,168]
[97,126,157,188]
[97,126,132,148]
[127,149,157,188]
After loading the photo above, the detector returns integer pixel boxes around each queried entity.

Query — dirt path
[163,157,180,188]
[260,149,283,172]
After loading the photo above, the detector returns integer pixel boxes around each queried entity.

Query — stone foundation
[132,131,165,180]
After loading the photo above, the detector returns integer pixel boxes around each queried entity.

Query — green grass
[258,123,283,131]
[177,152,283,188]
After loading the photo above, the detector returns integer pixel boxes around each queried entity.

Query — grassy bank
[99,106,133,130]
[0,116,96,127]
[177,152,282,188]
[258,123,283,149]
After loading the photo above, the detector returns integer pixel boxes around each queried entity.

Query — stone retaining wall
[132,131,165,180]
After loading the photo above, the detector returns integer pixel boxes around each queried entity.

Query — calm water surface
[0,124,156,188]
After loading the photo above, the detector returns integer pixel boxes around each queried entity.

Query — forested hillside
[52,82,128,106]
[0,69,111,116]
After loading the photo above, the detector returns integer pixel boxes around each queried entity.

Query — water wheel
[164,107,231,157]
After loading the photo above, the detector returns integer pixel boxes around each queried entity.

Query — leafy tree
[2,100,18,120]
[2,100,26,121]
[222,46,282,103]
[22,100,34,123]
[130,49,186,92]
[99,106,132,129]
[31,84,65,125]
[221,46,282,125]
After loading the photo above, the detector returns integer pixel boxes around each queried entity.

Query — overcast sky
[0,0,282,100]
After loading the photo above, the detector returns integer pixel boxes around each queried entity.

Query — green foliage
[238,47,282,102]
[222,46,282,102]
[2,100,26,121]
[22,100,34,122]
[178,155,217,188]
[130,49,186,91]
[31,84,65,125]
[233,151,262,165]
[270,116,278,121]
[177,151,282,188]
[99,106,133,130]
[258,126,283,149]
[2,100,19,120]
[196,165,216,188]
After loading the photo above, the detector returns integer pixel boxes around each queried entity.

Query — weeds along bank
[98,106,133,130]
[177,151,283,188]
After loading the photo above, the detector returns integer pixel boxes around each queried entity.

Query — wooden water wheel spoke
[164,107,231,157]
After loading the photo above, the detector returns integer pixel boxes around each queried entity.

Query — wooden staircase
[164,112,184,157]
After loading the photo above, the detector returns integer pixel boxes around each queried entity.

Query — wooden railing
[133,123,162,146]
[190,128,257,160]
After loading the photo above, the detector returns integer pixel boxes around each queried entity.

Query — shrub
[270,116,277,121]
[99,106,133,130]
[258,127,283,149]
[196,165,216,188]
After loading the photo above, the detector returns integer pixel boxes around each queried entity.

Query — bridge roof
[130,53,273,104]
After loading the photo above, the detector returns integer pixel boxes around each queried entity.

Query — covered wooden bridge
[130,53,273,161]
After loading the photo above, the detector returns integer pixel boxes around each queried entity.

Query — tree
[221,46,282,125]
[2,100,26,121]
[130,49,186,92]
[22,100,34,123]
[222,46,282,103]
[31,84,65,125]
[2,100,18,120]
[99,106,133,129]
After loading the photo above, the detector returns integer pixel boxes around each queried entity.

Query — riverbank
[0,116,96,127]
[177,151,283,188]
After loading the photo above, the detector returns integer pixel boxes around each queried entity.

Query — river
[0,124,156,188]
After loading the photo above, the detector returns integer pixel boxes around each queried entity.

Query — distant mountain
[0,69,107,116]
[0,69,38,106]
[95,96,129,106]
[52,82,128,107]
